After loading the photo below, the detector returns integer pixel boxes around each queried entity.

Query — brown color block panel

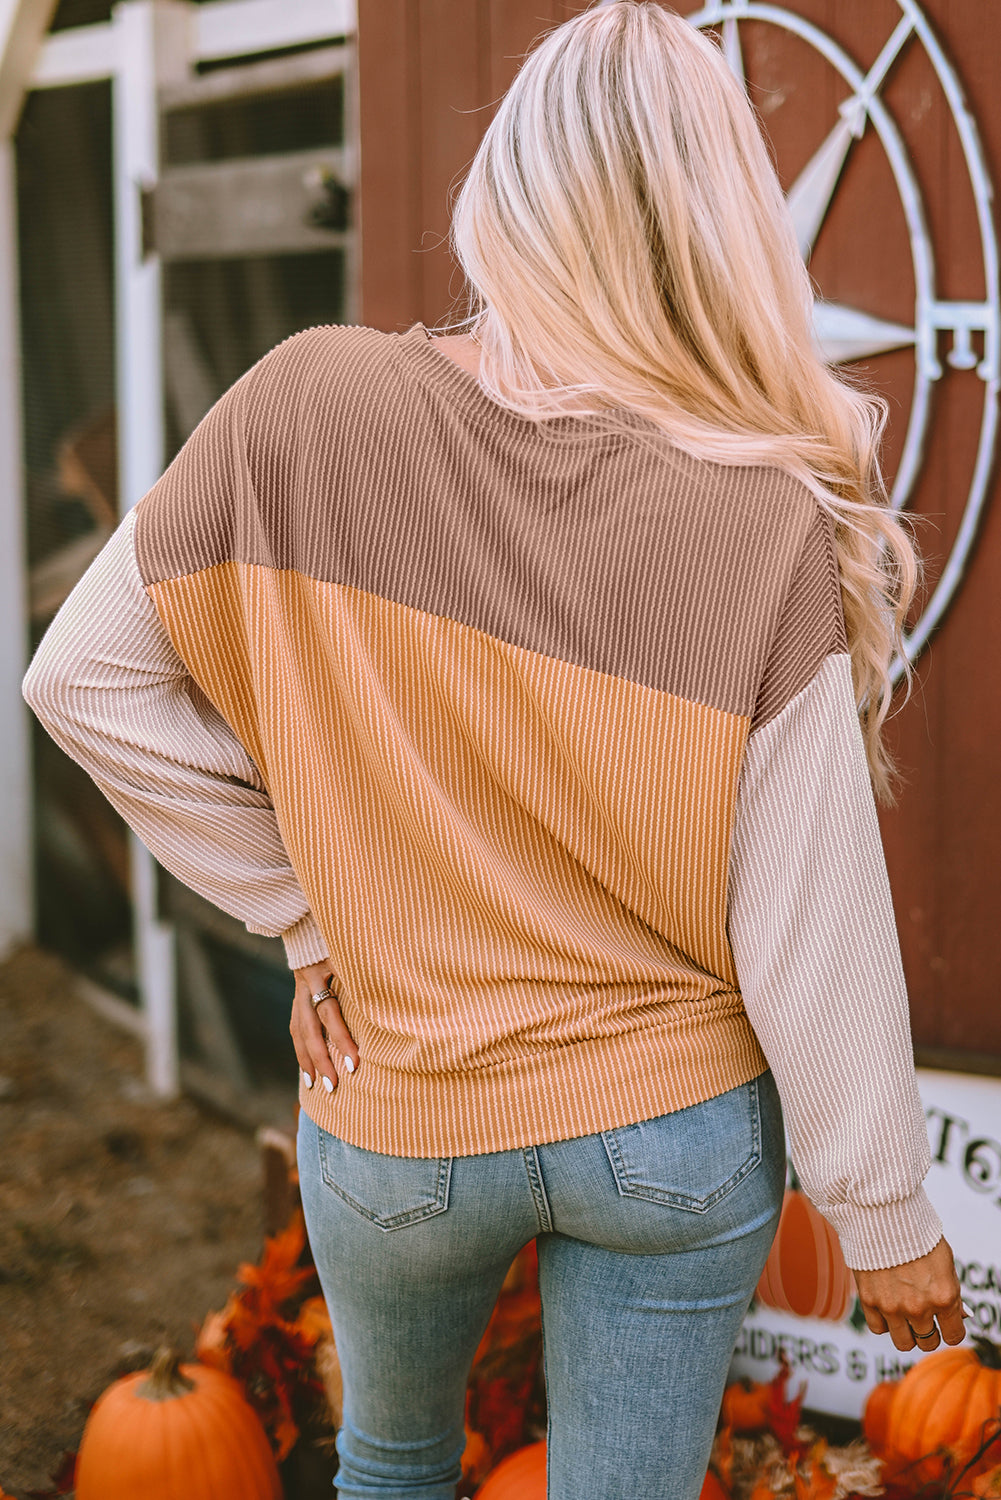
[134,320,839,722]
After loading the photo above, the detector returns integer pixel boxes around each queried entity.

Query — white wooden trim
[112,0,187,1097]
[194,0,353,62]
[0,0,58,134]
[160,38,350,109]
[76,972,148,1038]
[0,140,31,958]
[13,0,357,1076]
[32,0,355,89]
[130,834,178,1095]
[113,2,165,512]
[30,20,116,87]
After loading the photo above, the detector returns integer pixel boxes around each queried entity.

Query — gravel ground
[0,944,290,1498]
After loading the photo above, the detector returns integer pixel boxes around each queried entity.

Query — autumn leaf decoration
[712,1364,882,1500]
[194,1213,547,1486]
[461,1240,546,1493]
[195,1207,333,1462]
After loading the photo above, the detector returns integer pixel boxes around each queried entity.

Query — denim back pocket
[316,1131,452,1232]
[600,1077,762,1213]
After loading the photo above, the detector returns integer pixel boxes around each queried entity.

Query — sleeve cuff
[823,1186,944,1272]
[280,912,330,970]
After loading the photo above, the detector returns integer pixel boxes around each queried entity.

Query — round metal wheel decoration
[604,0,1001,675]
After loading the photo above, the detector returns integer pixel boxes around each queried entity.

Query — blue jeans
[296,1070,785,1500]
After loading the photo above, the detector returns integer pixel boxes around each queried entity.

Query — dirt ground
[0,944,296,1498]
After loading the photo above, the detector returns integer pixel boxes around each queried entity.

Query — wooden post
[112,0,191,1098]
[256,1124,299,1236]
[0,138,31,959]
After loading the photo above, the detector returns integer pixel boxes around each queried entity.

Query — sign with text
[729,1070,1001,1419]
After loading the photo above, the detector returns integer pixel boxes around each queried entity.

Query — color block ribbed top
[23,321,942,1270]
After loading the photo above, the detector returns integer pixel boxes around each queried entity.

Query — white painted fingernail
[342,1056,355,1074]
[322,1074,335,1093]
[302,1071,313,1088]
[962,1301,974,1319]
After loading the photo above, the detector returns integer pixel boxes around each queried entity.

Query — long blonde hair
[444,0,918,801]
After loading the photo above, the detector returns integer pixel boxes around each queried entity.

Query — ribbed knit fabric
[23,320,942,1269]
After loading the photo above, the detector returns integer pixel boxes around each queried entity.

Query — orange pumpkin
[74,1345,282,1500]
[475,1441,728,1498]
[476,1441,547,1499]
[721,1377,772,1433]
[862,1378,898,1458]
[756,1189,854,1322]
[880,1337,1001,1485]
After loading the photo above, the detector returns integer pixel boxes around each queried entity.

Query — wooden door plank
[357,0,422,330]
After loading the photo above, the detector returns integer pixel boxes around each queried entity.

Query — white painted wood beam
[112,0,189,1097]
[31,20,117,88]
[32,0,355,89]
[0,0,59,135]
[194,0,353,62]
[0,140,31,957]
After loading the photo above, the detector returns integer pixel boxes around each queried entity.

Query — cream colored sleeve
[727,651,943,1271]
[22,507,329,971]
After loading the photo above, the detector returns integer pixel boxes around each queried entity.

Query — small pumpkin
[475,1440,728,1498]
[861,1378,898,1458]
[756,1189,854,1322]
[880,1336,1001,1485]
[721,1377,772,1433]
[74,1345,283,1500]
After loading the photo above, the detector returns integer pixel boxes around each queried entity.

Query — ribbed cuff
[280,912,330,970]
[825,1186,944,1272]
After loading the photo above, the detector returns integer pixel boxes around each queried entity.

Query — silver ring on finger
[310,988,333,1009]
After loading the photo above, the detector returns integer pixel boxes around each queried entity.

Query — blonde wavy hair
[444,0,918,801]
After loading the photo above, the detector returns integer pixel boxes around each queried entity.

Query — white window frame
[1,0,357,1093]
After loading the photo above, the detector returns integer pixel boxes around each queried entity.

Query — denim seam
[600,1078,762,1214]
[521,1146,554,1233]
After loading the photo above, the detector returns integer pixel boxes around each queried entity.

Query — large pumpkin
[876,1337,1001,1485]
[475,1440,727,1498]
[75,1345,282,1500]
[756,1188,854,1322]
[476,1440,547,1499]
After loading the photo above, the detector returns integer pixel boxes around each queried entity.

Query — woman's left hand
[290,961,359,1094]
[853,1237,964,1352]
